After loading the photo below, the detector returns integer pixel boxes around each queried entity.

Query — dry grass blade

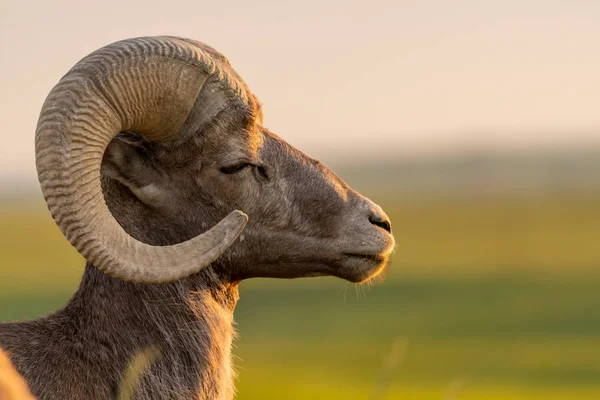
[370,337,409,400]
[116,345,161,400]
[441,375,470,400]
[0,349,35,400]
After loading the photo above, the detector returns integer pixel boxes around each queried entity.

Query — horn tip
[229,209,249,223]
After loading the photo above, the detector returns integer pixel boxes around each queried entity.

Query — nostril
[369,214,392,233]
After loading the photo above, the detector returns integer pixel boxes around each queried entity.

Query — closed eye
[220,163,251,175]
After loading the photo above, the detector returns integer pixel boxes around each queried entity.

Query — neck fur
[65,264,239,400]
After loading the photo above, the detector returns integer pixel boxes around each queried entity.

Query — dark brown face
[102,111,394,284]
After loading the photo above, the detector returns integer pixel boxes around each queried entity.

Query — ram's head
[36,36,395,284]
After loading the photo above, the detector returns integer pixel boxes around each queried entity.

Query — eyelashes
[220,163,270,181]
[220,163,251,174]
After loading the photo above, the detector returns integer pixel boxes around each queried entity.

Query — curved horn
[35,37,249,283]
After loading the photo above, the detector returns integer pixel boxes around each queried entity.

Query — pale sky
[1,0,600,187]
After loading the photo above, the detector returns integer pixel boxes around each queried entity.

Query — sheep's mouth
[337,253,389,283]
[343,253,386,263]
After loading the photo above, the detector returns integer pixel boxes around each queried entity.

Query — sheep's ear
[102,132,166,207]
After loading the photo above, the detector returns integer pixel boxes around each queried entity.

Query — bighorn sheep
[0,36,394,399]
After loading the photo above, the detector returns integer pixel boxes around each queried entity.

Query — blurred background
[1,1,599,399]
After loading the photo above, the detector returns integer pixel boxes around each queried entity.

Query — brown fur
[0,80,394,399]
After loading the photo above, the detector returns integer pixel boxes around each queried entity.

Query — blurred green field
[1,194,599,399]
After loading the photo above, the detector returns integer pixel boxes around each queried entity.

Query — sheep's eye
[220,163,251,175]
